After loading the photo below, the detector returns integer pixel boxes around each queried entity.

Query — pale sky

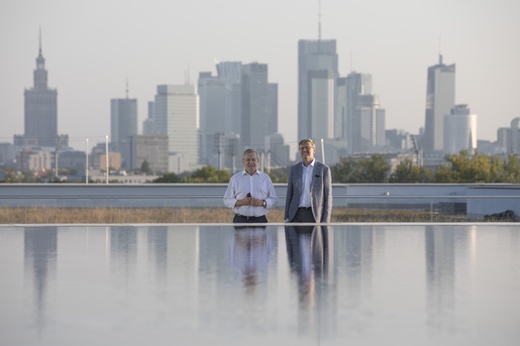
[1,0,519,152]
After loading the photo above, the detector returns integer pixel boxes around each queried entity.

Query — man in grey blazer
[284,139,332,223]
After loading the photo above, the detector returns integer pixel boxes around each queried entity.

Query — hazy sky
[1,0,519,152]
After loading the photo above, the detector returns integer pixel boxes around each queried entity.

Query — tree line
[3,151,520,184]
[154,151,520,184]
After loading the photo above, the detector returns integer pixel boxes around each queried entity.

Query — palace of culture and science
[1,33,519,182]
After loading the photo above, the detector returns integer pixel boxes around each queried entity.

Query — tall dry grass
[0,207,472,224]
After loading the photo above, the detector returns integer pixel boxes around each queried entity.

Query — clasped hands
[237,195,263,207]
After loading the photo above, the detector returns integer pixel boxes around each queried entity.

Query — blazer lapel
[295,163,303,195]
[311,163,322,192]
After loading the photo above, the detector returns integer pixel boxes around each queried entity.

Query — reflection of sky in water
[1,224,519,346]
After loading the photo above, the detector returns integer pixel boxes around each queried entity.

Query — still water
[1,224,519,346]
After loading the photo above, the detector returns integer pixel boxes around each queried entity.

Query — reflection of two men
[230,226,274,291]
[284,225,330,302]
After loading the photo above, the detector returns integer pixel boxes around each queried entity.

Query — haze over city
[1,0,519,153]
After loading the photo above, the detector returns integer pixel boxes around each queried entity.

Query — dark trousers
[233,214,268,223]
[291,208,316,223]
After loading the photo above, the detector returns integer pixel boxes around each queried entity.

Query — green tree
[389,159,433,183]
[435,151,501,183]
[352,155,390,183]
[331,155,390,183]
[331,159,354,183]
[140,160,153,175]
[153,172,181,183]
[267,167,289,183]
[499,154,520,183]
[183,165,231,183]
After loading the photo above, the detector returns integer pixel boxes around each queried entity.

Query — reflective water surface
[1,224,519,346]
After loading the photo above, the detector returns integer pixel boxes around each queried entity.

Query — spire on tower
[39,26,42,54]
[318,0,322,40]
[125,78,129,98]
[185,66,190,85]
[438,36,443,65]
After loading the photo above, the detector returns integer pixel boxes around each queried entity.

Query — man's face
[299,142,316,161]
[243,152,259,174]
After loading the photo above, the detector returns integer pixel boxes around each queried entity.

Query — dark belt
[298,207,312,210]
[235,214,264,221]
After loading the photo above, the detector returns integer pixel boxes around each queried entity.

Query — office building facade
[198,72,227,167]
[197,62,243,170]
[110,97,138,169]
[298,39,338,141]
[337,72,373,153]
[354,94,386,153]
[240,62,278,150]
[129,134,168,174]
[443,104,477,155]
[152,84,199,173]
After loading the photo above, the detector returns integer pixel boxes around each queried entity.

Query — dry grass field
[0,207,473,224]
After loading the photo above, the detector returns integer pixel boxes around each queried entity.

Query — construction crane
[410,134,423,167]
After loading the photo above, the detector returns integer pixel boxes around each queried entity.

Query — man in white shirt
[224,149,278,223]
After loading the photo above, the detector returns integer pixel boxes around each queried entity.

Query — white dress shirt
[223,169,278,217]
[299,160,315,208]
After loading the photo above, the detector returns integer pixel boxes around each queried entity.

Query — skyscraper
[423,55,456,154]
[298,40,338,141]
[240,62,278,150]
[198,71,227,167]
[337,71,372,153]
[354,94,385,153]
[198,62,243,169]
[510,118,520,153]
[24,32,58,147]
[216,61,242,136]
[110,89,137,169]
[152,84,199,173]
[443,104,477,155]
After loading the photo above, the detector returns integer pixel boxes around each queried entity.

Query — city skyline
[1,0,519,154]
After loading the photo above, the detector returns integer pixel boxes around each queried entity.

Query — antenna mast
[318,0,322,40]
[39,26,42,53]
[185,66,190,85]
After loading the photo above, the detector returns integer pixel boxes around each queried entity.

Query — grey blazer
[284,161,332,223]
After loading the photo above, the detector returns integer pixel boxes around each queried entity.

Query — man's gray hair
[298,139,316,148]
[242,148,259,159]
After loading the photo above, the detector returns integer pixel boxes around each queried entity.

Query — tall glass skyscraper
[240,62,278,150]
[337,72,372,153]
[152,84,199,173]
[298,40,338,142]
[110,94,137,169]
[443,104,477,155]
[423,55,456,154]
[24,34,58,147]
